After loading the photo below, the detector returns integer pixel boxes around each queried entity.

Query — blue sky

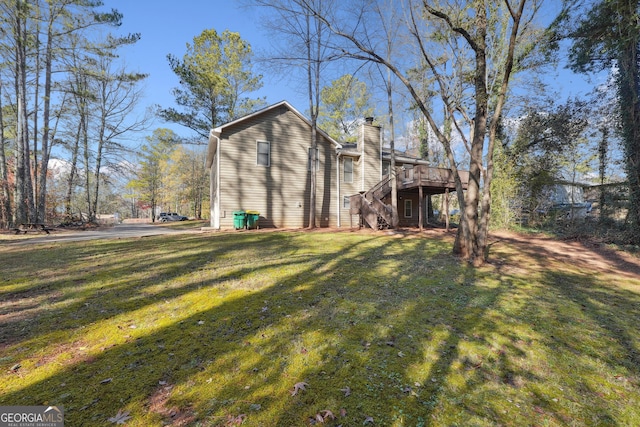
[112,1,601,144]
[115,0,307,140]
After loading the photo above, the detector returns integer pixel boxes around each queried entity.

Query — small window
[404,199,412,218]
[343,196,350,209]
[344,158,353,183]
[382,160,390,177]
[308,147,319,171]
[257,141,270,166]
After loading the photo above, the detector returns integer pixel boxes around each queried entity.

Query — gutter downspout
[361,124,365,192]
[209,129,221,229]
[337,151,342,228]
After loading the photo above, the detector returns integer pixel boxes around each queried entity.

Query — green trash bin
[233,210,246,229]
[245,210,260,229]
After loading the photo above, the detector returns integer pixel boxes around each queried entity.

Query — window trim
[382,160,391,177]
[257,140,270,167]
[344,157,353,183]
[343,195,350,209]
[404,199,413,218]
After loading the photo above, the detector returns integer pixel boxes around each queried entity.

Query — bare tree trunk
[477,0,526,261]
[36,8,58,224]
[453,3,488,265]
[14,0,35,223]
[64,66,88,221]
[65,119,81,220]
[598,127,608,222]
[91,102,107,223]
[307,9,319,229]
[32,3,41,221]
[0,81,11,228]
[386,68,399,228]
[83,111,92,222]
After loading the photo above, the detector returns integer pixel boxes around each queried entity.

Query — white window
[308,147,319,171]
[382,160,390,177]
[344,158,353,183]
[404,199,413,218]
[343,196,350,209]
[257,141,270,166]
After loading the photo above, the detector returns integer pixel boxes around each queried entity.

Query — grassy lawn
[1,229,639,426]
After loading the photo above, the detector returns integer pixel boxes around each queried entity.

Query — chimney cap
[365,117,374,124]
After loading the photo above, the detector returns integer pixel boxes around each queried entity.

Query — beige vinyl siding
[361,123,382,191]
[338,154,362,227]
[217,106,337,228]
[335,122,383,228]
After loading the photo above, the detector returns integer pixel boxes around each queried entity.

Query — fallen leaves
[224,414,247,426]
[340,386,351,397]
[309,408,349,424]
[312,409,335,423]
[108,409,132,424]
[291,381,309,396]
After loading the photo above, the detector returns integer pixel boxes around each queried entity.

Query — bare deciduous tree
[293,0,540,265]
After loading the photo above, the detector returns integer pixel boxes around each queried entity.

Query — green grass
[1,230,639,426]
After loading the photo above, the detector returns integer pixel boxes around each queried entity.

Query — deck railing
[365,176,392,202]
[397,165,469,190]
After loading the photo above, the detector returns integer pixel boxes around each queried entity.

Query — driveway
[8,223,190,245]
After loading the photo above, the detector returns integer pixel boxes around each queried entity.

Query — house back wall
[218,107,337,228]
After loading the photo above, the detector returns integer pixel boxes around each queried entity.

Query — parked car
[157,212,188,222]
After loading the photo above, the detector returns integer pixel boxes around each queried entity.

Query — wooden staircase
[350,177,398,229]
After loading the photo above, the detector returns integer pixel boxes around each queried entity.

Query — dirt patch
[255,226,640,279]
[148,383,196,426]
[489,230,640,280]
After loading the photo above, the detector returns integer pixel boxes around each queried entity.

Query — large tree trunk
[32,4,41,222]
[36,13,57,224]
[453,5,488,266]
[0,82,11,228]
[477,0,526,261]
[618,35,640,241]
[14,0,35,223]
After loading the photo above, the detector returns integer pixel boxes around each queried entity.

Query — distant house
[205,101,468,230]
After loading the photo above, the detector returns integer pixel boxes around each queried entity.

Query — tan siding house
[206,101,466,230]
[206,101,378,229]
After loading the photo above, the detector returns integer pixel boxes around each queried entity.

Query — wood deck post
[418,167,423,231]
[445,188,450,231]
[419,184,424,231]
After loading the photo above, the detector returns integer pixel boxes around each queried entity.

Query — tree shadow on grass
[488,231,640,425]
[0,233,309,348]
[1,232,396,424]
[3,230,635,425]
[527,269,640,425]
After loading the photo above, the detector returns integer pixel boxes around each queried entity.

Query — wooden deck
[397,165,469,194]
[350,166,469,229]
